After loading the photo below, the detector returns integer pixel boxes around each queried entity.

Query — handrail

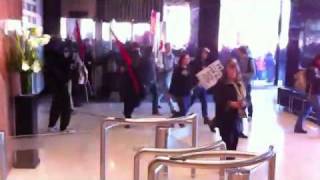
[104,114,196,125]
[148,146,276,180]
[133,141,226,180]
[100,114,198,180]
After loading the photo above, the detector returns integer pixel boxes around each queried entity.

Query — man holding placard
[191,47,214,124]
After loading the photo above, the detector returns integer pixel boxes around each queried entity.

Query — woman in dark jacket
[169,53,194,118]
[215,58,247,150]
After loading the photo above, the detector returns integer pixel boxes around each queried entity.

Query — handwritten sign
[196,60,224,90]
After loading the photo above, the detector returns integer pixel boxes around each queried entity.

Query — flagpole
[131,19,134,42]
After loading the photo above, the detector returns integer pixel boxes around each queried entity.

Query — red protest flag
[74,20,86,60]
[110,29,140,94]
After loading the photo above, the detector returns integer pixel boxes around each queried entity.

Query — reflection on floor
[7,88,320,180]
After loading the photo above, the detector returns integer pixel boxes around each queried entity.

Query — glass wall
[163,4,191,49]
[219,0,291,85]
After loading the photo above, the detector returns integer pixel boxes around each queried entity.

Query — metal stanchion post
[225,168,251,180]
[268,155,276,180]
[155,126,169,176]
[0,131,7,180]
[191,116,199,178]
[155,126,169,149]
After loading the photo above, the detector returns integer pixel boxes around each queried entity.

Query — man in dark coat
[46,41,74,132]
[139,46,159,115]
[190,47,213,124]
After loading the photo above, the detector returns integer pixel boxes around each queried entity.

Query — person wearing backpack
[295,55,320,133]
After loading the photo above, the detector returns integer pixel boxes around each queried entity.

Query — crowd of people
[43,35,263,151]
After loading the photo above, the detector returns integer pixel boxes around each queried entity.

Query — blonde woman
[215,58,247,151]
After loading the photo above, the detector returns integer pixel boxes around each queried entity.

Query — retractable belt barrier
[100,114,199,180]
[147,146,276,180]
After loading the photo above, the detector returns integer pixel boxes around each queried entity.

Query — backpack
[294,70,307,93]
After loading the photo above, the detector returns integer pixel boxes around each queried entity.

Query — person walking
[236,46,256,138]
[169,53,194,118]
[190,47,213,124]
[265,52,275,83]
[139,46,160,115]
[47,44,75,133]
[295,55,320,133]
[158,43,176,114]
[119,43,145,121]
[215,59,247,150]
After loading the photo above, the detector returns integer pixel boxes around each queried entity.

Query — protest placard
[196,60,224,89]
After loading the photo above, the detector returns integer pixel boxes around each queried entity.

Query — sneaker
[239,133,248,139]
[48,127,58,133]
[152,112,161,116]
[124,125,131,129]
[204,117,210,124]
[294,129,307,134]
[61,128,76,133]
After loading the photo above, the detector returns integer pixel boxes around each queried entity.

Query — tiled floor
[7,87,320,180]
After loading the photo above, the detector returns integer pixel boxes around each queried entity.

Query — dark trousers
[295,95,320,131]
[123,97,141,118]
[246,84,253,117]
[49,86,72,131]
[175,96,191,117]
[149,83,159,114]
[191,86,208,118]
[72,83,83,107]
[220,128,239,150]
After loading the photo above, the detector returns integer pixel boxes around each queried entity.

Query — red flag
[150,10,157,34]
[159,40,164,51]
[110,30,140,94]
[74,20,86,60]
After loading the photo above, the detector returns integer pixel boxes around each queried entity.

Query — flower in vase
[31,61,41,73]
[21,61,31,72]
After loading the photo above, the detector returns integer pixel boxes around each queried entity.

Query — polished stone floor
[7,87,320,180]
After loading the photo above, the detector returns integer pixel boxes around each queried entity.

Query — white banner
[196,60,224,90]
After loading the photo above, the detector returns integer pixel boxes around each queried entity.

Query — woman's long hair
[222,58,243,83]
[312,54,320,67]
[178,53,189,67]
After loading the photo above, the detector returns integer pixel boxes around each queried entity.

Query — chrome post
[147,147,276,180]
[155,126,169,176]
[191,115,198,178]
[100,122,122,180]
[191,115,198,148]
[0,131,6,180]
[268,154,276,180]
[155,126,169,149]
[225,168,250,180]
[101,114,199,180]
[133,141,225,180]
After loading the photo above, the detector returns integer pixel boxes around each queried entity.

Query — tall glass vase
[20,72,32,95]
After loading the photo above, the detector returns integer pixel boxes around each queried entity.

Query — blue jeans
[159,72,175,112]
[191,86,208,118]
[295,95,320,130]
[175,96,191,117]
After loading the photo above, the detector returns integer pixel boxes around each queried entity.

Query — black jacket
[307,66,320,95]
[190,58,214,85]
[215,81,242,133]
[139,56,157,86]
[169,66,194,97]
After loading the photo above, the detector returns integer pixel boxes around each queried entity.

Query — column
[198,0,221,59]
